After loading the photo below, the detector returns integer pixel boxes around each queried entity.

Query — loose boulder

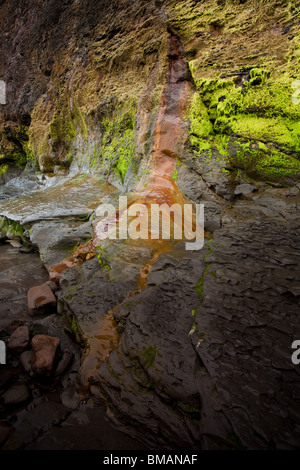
[31,334,60,376]
[27,284,56,316]
[8,326,29,353]
[19,350,32,373]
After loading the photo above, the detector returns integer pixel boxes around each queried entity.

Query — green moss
[97,245,111,270]
[171,168,178,181]
[98,100,137,183]
[258,141,267,151]
[242,80,300,120]
[196,273,205,301]
[188,67,300,182]
[0,122,35,170]
[189,79,236,158]
[49,112,76,147]
[171,0,297,182]
[115,129,135,183]
[71,316,79,335]
[189,92,213,147]
[228,141,300,181]
[249,67,270,86]
[141,345,161,368]
[47,99,89,165]
[91,144,101,168]
[231,114,300,150]
[0,217,24,236]
[0,164,8,176]
[214,134,230,156]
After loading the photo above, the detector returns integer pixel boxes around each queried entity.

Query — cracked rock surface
[57,186,300,450]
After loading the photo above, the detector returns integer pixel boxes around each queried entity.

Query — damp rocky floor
[0,243,145,450]
[56,182,300,450]
[0,168,300,450]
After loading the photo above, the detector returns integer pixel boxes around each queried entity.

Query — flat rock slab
[8,325,30,353]
[28,284,57,316]
[31,334,60,376]
[0,175,116,225]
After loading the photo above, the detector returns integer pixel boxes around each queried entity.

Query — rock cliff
[0,0,300,450]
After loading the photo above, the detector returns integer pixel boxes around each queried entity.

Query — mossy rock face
[49,112,76,154]
[0,216,26,245]
[141,345,161,369]
[0,0,299,185]
[29,96,138,176]
[0,0,170,175]
[187,67,300,183]
[95,99,139,184]
[188,74,300,183]
[0,122,35,175]
[168,0,300,184]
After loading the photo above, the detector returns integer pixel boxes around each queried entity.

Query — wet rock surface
[0,243,146,450]
[8,326,30,354]
[0,175,116,226]
[55,184,300,450]
[1,156,300,451]
[28,284,57,317]
[31,334,61,376]
[0,0,299,450]
[190,218,300,449]
[25,401,146,451]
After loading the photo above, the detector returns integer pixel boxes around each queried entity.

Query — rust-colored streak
[151,36,189,181]
[48,258,82,284]
[49,37,205,388]
[138,250,161,291]
[79,308,120,391]
[49,36,193,284]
